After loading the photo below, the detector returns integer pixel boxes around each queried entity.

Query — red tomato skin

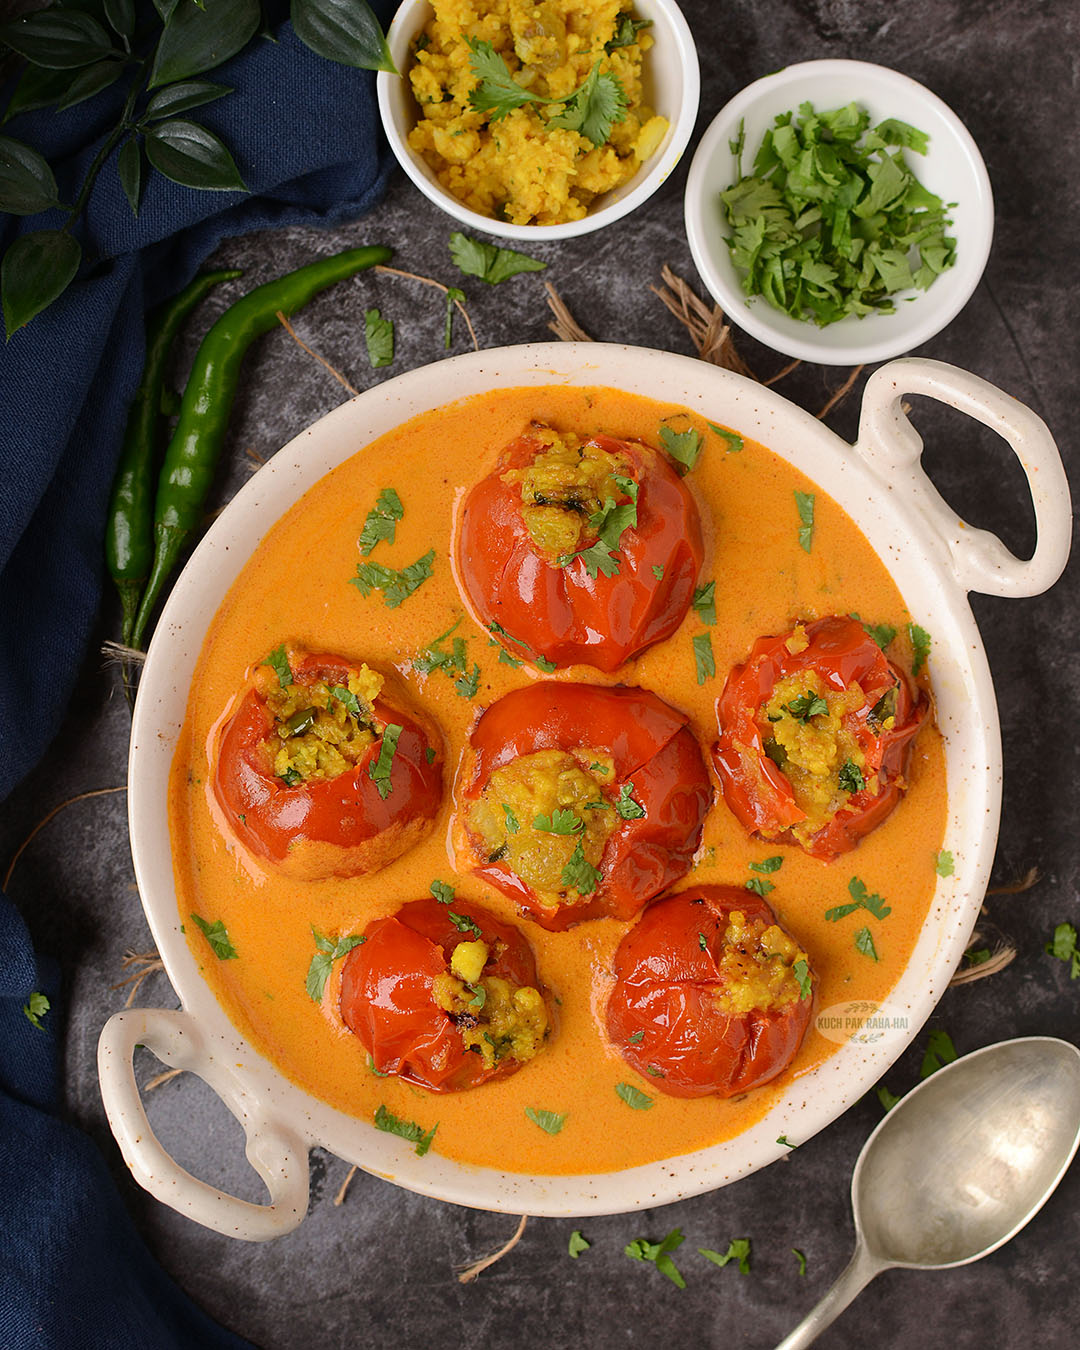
[712,616,927,860]
[339,898,547,1092]
[606,886,813,1098]
[213,652,443,878]
[462,683,713,931]
[457,432,704,672]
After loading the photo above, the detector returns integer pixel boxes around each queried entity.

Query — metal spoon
[776,1036,1080,1349]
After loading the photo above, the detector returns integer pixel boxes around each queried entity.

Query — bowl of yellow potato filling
[377,0,700,237]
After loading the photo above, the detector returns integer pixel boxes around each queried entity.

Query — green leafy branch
[0,0,395,338]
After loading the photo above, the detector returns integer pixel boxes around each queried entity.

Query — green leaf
[144,118,247,191]
[745,876,774,897]
[627,1029,644,1045]
[465,39,534,121]
[2,229,81,338]
[625,1227,686,1288]
[430,879,455,904]
[777,1134,797,1149]
[615,1081,653,1110]
[0,136,61,215]
[23,991,50,1030]
[534,808,584,835]
[525,1106,566,1135]
[364,305,394,368]
[0,9,116,69]
[794,490,815,552]
[374,1104,437,1156]
[351,549,435,608]
[547,64,627,148]
[920,1028,958,1078]
[453,663,480,699]
[1045,923,1080,979]
[263,643,292,686]
[615,782,645,820]
[792,1248,808,1276]
[153,0,179,23]
[143,79,233,122]
[449,230,546,285]
[707,421,743,451]
[561,839,601,895]
[748,856,784,874]
[2,65,78,122]
[190,912,238,959]
[55,58,124,110]
[328,684,363,719]
[692,632,715,685]
[700,1238,751,1275]
[447,910,482,940]
[935,849,954,877]
[847,875,891,919]
[535,655,557,674]
[605,12,652,52]
[651,563,664,579]
[291,0,396,75]
[876,1083,901,1112]
[837,759,865,793]
[785,691,827,722]
[306,927,365,1001]
[104,0,135,41]
[659,424,703,475]
[368,723,402,799]
[908,621,931,674]
[568,1229,590,1258]
[444,284,465,349]
[692,581,716,625]
[792,958,812,1000]
[854,926,878,961]
[502,804,519,834]
[149,0,260,87]
[357,486,404,554]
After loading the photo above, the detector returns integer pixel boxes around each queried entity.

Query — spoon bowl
[778,1037,1080,1348]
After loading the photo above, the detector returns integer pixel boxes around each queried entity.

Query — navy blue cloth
[1,9,395,1346]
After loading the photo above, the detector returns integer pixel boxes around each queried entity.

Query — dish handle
[855,358,1071,597]
[98,1007,310,1241]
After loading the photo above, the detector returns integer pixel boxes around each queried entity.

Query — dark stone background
[3,1,1078,1346]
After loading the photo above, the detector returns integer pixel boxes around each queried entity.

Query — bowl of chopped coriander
[684,60,994,364]
[377,0,700,238]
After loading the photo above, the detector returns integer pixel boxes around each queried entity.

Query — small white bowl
[684,60,994,365]
[376,0,700,241]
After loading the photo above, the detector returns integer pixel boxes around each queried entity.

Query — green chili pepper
[105,268,242,645]
[130,244,392,649]
[285,706,317,736]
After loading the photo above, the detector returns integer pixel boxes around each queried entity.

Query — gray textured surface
[3,1,1080,1346]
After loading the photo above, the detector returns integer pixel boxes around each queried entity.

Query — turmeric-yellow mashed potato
[407,0,668,226]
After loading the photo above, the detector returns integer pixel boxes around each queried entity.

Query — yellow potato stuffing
[407,0,668,226]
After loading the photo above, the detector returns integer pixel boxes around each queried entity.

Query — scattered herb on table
[374,1104,437,1156]
[306,927,365,1002]
[568,1229,590,1258]
[659,424,703,475]
[449,229,546,285]
[877,1083,901,1112]
[352,548,435,608]
[190,913,238,960]
[368,723,402,799]
[357,487,404,555]
[525,1107,566,1135]
[965,947,991,967]
[792,1247,808,1276]
[364,306,394,367]
[1046,922,1080,979]
[700,1238,751,1274]
[625,1227,687,1288]
[23,991,49,1030]
[444,285,465,348]
[920,1028,958,1077]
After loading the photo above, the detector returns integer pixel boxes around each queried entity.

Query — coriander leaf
[935,850,955,877]
[707,421,743,452]
[965,947,992,967]
[652,563,665,579]
[627,1029,644,1044]
[357,486,404,554]
[693,633,715,685]
[625,1227,686,1288]
[568,1229,590,1258]
[785,691,827,721]
[605,12,652,52]
[862,619,897,650]
[692,581,716,625]
[430,879,455,905]
[854,926,878,961]
[278,767,303,787]
[535,655,557,673]
[306,927,365,1001]
[465,983,486,1009]
[364,306,394,368]
[561,839,601,894]
[23,991,49,1030]
[908,621,931,675]
[328,685,364,719]
[190,913,238,960]
[548,64,627,148]
[697,931,708,951]
[877,1083,901,1112]
[368,723,402,799]
[447,911,482,940]
[792,958,812,1000]
[1046,922,1080,979]
[615,782,646,820]
[794,490,815,552]
[699,1238,751,1275]
[748,856,784,874]
[502,804,520,834]
[525,1106,566,1135]
[838,759,865,793]
[534,808,584,835]
[792,1247,808,1276]
[263,643,292,686]
[659,424,703,475]
[464,39,534,120]
[374,1104,437,1156]
[920,1028,958,1078]
[351,549,435,608]
[777,1135,797,1149]
[454,663,481,699]
[569,538,621,579]
[449,229,546,285]
[745,876,774,897]
[615,1081,653,1110]
[848,876,891,919]
[367,1054,389,1076]
[824,901,861,922]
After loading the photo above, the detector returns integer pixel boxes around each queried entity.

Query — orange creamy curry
[169,385,947,1175]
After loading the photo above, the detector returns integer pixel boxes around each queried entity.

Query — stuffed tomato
[339,898,551,1092]
[213,647,443,879]
[606,886,814,1098]
[713,615,927,860]
[457,682,713,931]
[457,423,704,672]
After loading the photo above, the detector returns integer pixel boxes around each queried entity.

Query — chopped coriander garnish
[364,307,394,368]
[854,925,878,961]
[615,1081,654,1110]
[877,1083,901,1112]
[278,766,303,787]
[327,685,363,720]
[351,549,435,608]
[605,11,651,52]
[908,621,931,675]
[430,879,455,905]
[368,724,403,799]
[534,809,583,835]
[466,983,486,1010]
[263,643,292,687]
[920,1028,958,1078]
[965,947,992,967]
[367,1054,388,1077]
[374,1104,437,1156]
[568,1229,590,1258]
[615,782,646,820]
[23,991,49,1030]
[745,876,774,897]
[561,839,601,894]
[777,1134,797,1149]
[794,491,815,552]
[700,1238,751,1275]
[837,759,865,793]
[697,931,708,951]
[306,927,365,1002]
[1046,922,1080,979]
[652,563,665,580]
[190,913,238,960]
[849,876,891,918]
[785,691,828,721]
[692,580,716,625]
[792,1247,807,1276]
[454,664,481,699]
[559,486,638,578]
[357,487,404,555]
[659,424,703,475]
[748,856,784,874]
[525,1106,566,1135]
[857,616,897,651]
[792,958,812,1000]
[535,655,557,673]
[424,746,436,764]
[935,850,955,877]
[502,804,520,834]
[449,227,546,284]
[707,421,743,452]
[692,632,715,685]
[625,1228,686,1288]
[627,1029,644,1044]
[447,911,482,940]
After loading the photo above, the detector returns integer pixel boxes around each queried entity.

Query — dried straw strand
[333,1164,359,1207]
[456,1214,528,1284]
[4,786,127,891]
[545,283,593,342]
[145,1067,184,1092]
[986,866,1040,896]
[111,949,165,1007]
[817,364,865,420]
[275,311,360,396]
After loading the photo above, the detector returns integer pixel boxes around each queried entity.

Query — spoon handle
[774,1244,886,1350]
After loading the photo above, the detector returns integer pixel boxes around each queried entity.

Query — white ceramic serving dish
[684,60,995,365]
[377,0,700,240]
[98,345,1069,1242]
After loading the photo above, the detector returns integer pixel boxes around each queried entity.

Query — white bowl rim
[684,58,995,365]
[376,0,701,241]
